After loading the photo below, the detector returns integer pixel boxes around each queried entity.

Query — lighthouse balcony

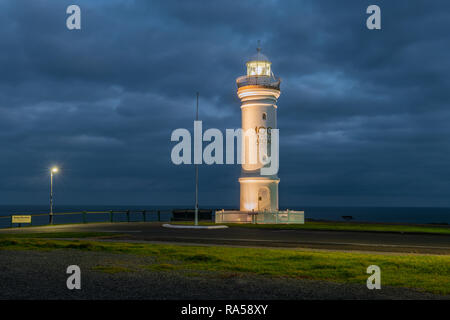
[236,75,281,90]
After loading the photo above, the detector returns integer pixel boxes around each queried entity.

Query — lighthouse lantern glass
[246,60,271,77]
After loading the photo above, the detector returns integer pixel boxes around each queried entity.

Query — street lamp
[49,167,59,224]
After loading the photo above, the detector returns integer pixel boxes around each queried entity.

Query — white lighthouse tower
[215,46,304,224]
[236,46,281,213]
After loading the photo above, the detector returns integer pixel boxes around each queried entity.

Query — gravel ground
[0,249,447,300]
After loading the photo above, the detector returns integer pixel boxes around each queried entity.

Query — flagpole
[195,92,199,226]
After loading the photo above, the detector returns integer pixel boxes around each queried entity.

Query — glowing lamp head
[51,167,59,173]
[246,46,272,77]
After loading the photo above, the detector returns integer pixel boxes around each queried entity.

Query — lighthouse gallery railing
[236,75,281,90]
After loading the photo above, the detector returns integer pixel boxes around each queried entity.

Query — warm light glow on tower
[246,47,272,76]
[246,61,271,76]
[236,46,281,212]
[216,47,304,224]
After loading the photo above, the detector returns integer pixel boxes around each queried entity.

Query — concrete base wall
[215,210,304,224]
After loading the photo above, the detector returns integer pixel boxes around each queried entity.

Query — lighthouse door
[258,187,271,212]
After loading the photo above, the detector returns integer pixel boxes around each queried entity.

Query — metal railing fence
[0,209,173,229]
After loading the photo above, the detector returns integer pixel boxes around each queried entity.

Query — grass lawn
[172,221,450,235]
[0,235,449,295]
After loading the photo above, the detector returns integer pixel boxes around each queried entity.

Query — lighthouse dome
[246,48,272,77]
[248,51,270,63]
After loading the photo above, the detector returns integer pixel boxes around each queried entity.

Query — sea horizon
[0,205,449,224]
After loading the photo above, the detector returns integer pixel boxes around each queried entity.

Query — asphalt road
[2,222,450,254]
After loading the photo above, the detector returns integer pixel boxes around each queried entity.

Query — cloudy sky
[0,0,449,207]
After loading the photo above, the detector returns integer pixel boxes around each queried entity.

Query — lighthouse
[215,46,304,224]
[236,46,281,212]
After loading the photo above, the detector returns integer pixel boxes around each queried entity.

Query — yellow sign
[12,215,32,224]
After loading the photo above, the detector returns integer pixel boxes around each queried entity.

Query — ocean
[298,207,450,224]
[0,205,449,228]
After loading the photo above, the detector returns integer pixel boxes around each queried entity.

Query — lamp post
[49,167,58,224]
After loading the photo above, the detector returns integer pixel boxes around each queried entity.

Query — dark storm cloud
[0,0,449,206]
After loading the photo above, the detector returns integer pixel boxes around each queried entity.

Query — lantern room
[246,47,272,77]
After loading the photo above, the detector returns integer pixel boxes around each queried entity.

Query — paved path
[2,222,450,254]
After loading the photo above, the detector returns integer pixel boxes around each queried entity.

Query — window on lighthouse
[262,112,267,120]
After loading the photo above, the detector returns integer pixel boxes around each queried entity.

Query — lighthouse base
[239,177,279,212]
[215,209,304,224]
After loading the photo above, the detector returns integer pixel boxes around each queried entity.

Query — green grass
[0,237,449,295]
[230,221,450,234]
[92,265,133,274]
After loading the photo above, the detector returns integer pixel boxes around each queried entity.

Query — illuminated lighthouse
[236,46,281,212]
[216,46,303,224]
